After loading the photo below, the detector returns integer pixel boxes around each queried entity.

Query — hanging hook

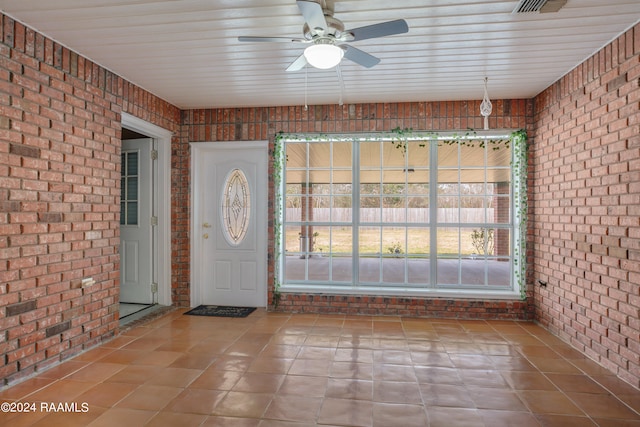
[480,77,492,130]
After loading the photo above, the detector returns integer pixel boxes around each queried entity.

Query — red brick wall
[178,100,535,319]
[0,14,180,385]
[532,23,640,388]
[7,8,636,389]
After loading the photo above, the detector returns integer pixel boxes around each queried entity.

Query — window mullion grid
[281,143,290,283]
[511,139,520,294]
[304,142,310,280]
[352,139,360,287]
[377,140,383,283]
[328,142,333,282]
[404,146,409,285]
[123,154,128,225]
[484,143,489,286]
[457,143,462,285]
[280,132,517,294]
[429,139,438,288]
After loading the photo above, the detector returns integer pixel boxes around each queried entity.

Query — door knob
[203,233,209,239]
[203,222,212,228]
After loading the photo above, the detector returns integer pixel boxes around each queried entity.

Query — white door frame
[190,140,269,308]
[121,113,172,306]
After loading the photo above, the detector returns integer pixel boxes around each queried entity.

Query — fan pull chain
[304,64,308,111]
[336,64,344,106]
[480,77,492,130]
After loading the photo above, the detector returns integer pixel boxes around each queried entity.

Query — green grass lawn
[286,227,479,255]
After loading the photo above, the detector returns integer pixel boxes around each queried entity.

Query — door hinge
[151,149,158,160]
[150,216,158,226]
[151,282,158,293]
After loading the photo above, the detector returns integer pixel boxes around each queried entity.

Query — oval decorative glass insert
[221,168,251,245]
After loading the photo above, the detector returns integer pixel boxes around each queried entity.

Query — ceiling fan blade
[238,36,307,43]
[343,45,380,68]
[286,53,308,72]
[346,19,408,42]
[297,0,328,32]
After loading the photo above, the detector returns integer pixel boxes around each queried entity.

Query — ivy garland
[270,136,285,308]
[511,129,529,300]
[390,127,511,152]
[271,128,529,305]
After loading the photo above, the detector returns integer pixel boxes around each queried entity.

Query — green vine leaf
[510,129,529,300]
[271,132,285,308]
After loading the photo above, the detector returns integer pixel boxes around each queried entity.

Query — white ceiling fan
[238,0,409,71]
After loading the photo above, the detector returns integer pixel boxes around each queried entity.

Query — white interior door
[192,141,268,307]
[120,138,153,304]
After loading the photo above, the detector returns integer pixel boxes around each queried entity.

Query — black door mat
[184,305,256,318]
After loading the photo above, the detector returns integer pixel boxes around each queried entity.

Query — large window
[280,132,523,298]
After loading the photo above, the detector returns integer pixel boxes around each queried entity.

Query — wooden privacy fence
[286,208,496,223]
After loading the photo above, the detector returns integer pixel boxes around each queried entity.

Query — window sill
[280,284,523,300]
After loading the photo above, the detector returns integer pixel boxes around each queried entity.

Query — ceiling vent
[512,0,567,14]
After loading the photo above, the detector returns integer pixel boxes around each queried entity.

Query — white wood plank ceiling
[1,0,638,109]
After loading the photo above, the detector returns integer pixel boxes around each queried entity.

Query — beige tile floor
[1,309,639,426]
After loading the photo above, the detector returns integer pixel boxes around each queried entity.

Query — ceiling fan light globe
[304,44,343,69]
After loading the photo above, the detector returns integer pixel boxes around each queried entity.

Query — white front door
[120,138,153,304]
[191,141,268,307]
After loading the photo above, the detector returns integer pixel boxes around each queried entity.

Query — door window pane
[120,151,139,226]
[221,168,251,245]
